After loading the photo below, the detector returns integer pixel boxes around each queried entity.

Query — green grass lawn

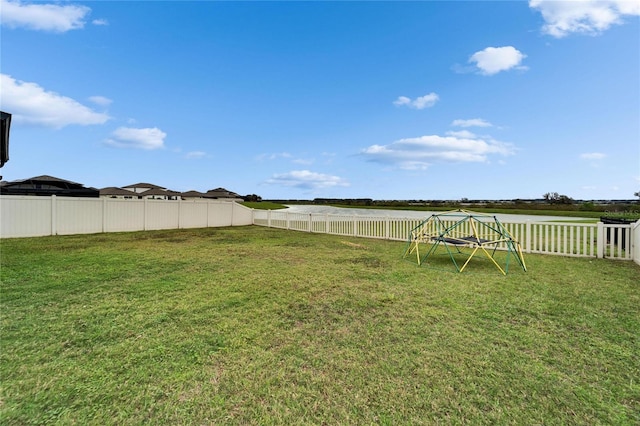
[1,226,639,425]
[241,201,288,210]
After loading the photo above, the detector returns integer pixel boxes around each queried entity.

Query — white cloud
[88,95,112,106]
[92,18,108,26]
[469,46,527,76]
[292,158,314,165]
[265,170,349,190]
[0,73,110,128]
[256,152,292,161]
[361,134,515,170]
[105,127,167,150]
[580,152,606,160]
[256,151,314,165]
[446,130,478,139]
[0,0,91,32]
[185,151,207,159]
[393,92,439,109]
[452,118,493,128]
[530,0,640,38]
[393,96,411,107]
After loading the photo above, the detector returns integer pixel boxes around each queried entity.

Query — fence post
[325,213,329,234]
[143,198,148,231]
[51,195,57,236]
[267,209,272,228]
[308,213,312,232]
[353,216,357,237]
[102,197,108,233]
[385,216,390,240]
[596,221,604,258]
[525,221,531,253]
[633,220,640,265]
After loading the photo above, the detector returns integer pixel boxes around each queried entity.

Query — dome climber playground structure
[403,210,527,275]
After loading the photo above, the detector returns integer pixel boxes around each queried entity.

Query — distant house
[122,182,166,194]
[205,187,243,202]
[100,187,140,199]
[139,188,181,200]
[0,175,99,197]
[94,182,243,202]
[181,190,207,200]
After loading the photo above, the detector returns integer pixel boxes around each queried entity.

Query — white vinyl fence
[2,196,638,265]
[0,195,253,238]
[252,209,639,263]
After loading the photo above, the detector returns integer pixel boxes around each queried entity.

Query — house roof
[100,187,137,196]
[205,187,241,198]
[0,175,98,197]
[139,188,181,197]
[7,175,85,186]
[181,190,207,198]
[122,182,166,190]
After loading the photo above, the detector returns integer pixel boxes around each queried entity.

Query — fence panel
[180,201,209,229]
[328,214,356,237]
[146,200,180,230]
[602,224,632,260]
[252,209,269,227]
[0,196,52,237]
[311,214,327,233]
[253,210,635,261]
[105,199,145,232]
[528,222,598,257]
[231,203,254,226]
[57,197,103,235]
[287,213,311,232]
[207,202,231,227]
[266,210,289,229]
[0,195,253,238]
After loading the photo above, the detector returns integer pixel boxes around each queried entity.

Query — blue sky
[1,0,638,200]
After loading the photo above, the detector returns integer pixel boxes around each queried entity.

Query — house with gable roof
[0,175,99,197]
[100,187,141,199]
[122,182,166,194]
[117,182,180,200]
[181,190,207,200]
[139,187,181,200]
[204,187,243,202]
[97,182,243,201]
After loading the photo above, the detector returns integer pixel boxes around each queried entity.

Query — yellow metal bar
[516,243,527,271]
[459,246,480,273]
[480,245,506,275]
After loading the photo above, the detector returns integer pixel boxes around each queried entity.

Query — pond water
[282,205,590,223]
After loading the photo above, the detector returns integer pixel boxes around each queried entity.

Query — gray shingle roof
[100,187,137,196]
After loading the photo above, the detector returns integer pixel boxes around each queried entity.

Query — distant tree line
[243,194,262,202]
[542,192,574,205]
[260,190,640,217]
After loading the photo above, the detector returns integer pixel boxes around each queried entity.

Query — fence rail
[252,210,636,261]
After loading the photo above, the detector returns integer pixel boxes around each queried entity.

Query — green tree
[543,192,573,205]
